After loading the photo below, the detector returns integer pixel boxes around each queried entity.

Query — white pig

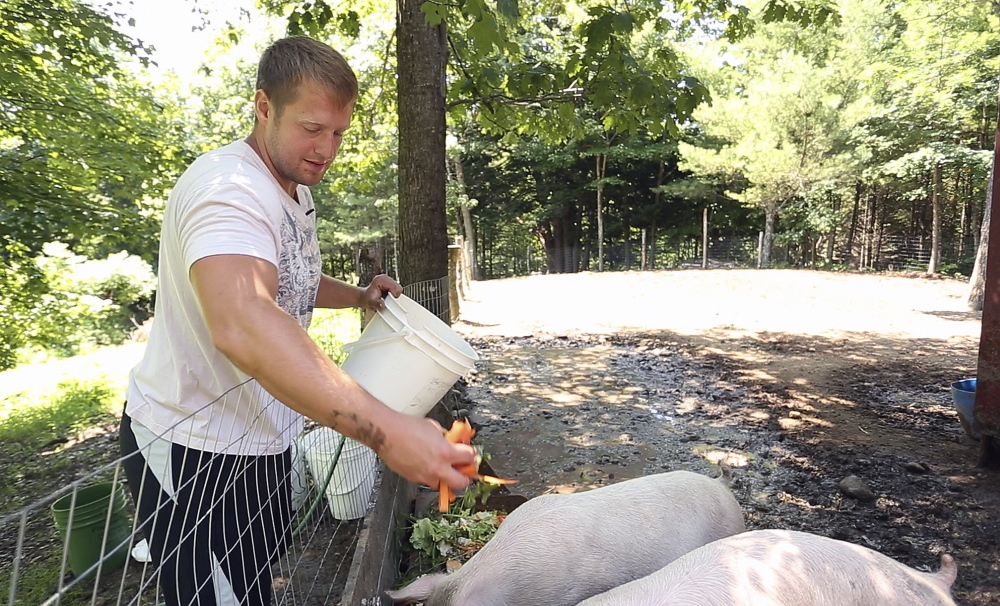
[387,469,746,606]
[577,528,957,606]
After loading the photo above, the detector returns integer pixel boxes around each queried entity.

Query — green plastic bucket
[50,482,131,579]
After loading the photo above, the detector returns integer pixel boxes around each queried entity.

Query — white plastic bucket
[288,436,309,512]
[301,428,378,520]
[340,294,480,417]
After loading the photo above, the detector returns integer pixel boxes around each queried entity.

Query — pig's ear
[385,573,448,603]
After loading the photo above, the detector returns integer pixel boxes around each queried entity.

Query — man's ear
[253,89,272,124]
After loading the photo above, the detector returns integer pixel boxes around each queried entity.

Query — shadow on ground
[460,328,999,606]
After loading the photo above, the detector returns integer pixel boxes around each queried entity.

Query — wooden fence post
[448,245,462,324]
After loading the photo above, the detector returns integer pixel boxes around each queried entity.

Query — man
[119,36,474,606]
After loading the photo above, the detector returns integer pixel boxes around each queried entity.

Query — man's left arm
[315,274,402,311]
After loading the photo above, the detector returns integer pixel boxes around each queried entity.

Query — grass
[0,308,363,605]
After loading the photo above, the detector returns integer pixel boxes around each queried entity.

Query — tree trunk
[846,181,861,268]
[827,195,839,263]
[538,201,583,274]
[596,154,607,272]
[641,228,647,271]
[863,188,878,269]
[451,157,480,280]
[959,169,968,260]
[702,207,709,269]
[396,0,448,298]
[969,163,994,310]
[649,221,657,270]
[761,207,776,267]
[929,163,942,274]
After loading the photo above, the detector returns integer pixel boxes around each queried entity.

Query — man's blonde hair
[256,36,358,119]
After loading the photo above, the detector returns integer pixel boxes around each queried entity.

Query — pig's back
[579,529,956,606]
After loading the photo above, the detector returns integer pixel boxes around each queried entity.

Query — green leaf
[558,102,575,123]
[338,10,361,38]
[468,18,502,55]
[613,11,634,34]
[421,0,447,26]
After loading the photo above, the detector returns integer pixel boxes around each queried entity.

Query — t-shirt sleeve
[178,182,281,271]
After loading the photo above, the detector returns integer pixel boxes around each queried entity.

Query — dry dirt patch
[453,269,998,605]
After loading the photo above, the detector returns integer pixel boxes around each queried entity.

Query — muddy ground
[451,269,1000,605]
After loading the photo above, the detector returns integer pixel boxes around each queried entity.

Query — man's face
[255,79,355,193]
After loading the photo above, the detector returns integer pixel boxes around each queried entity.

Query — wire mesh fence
[403,277,450,323]
[0,280,452,606]
[647,233,976,273]
[0,425,379,606]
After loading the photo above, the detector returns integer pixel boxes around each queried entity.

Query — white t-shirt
[126,140,321,455]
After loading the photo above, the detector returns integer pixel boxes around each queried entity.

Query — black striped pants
[119,413,293,606]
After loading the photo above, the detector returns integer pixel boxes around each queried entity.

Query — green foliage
[673,0,996,268]
[1,0,188,260]
[308,308,362,364]
[760,0,841,28]
[27,244,155,357]
[408,509,502,559]
[0,244,47,371]
[398,480,504,582]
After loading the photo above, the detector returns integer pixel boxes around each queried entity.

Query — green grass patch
[0,379,119,445]
[0,377,126,606]
[0,558,106,606]
[1,378,122,514]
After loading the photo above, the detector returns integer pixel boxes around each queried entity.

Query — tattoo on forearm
[355,417,385,452]
[342,412,386,453]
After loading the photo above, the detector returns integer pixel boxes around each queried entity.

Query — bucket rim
[381,294,480,364]
[51,482,126,514]
[951,378,977,392]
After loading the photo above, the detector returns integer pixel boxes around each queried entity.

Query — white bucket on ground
[288,436,309,511]
[340,294,480,417]
[301,427,377,520]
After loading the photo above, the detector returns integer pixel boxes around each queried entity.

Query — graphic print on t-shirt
[276,203,321,329]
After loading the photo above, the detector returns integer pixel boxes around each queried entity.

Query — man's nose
[316,132,338,160]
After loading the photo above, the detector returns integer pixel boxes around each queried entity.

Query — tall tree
[396,0,449,290]
[280,0,839,282]
[1,0,185,260]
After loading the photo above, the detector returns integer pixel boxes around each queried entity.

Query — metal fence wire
[652,234,974,272]
[2,278,450,606]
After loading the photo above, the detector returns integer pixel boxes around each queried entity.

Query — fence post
[641,229,647,270]
[448,245,462,324]
[757,232,764,269]
[702,208,709,269]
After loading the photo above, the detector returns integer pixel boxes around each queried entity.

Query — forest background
[1,0,997,370]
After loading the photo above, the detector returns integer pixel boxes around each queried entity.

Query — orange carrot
[444,419,475,444]
[477,475,518,485]
[439,484,451,512]
[454,461,481,477]
[438,419,516,512]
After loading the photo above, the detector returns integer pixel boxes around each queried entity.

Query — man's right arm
[188,253,474,491]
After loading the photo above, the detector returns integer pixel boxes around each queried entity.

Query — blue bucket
[949,379,980,440]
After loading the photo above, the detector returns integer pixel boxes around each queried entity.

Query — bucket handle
[340,327,413,354]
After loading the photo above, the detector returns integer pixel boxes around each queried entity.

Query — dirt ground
[451,268,1000,605]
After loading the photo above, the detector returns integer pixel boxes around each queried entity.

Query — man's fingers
[440,465,473,492]
[373,274,403,298]
[451,442,477,462]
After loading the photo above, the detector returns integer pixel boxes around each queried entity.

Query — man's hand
[375,413,476,492]
[359,274,403,311]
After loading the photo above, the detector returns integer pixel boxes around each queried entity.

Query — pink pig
[387,470,746,606]
[578,528,957,606]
